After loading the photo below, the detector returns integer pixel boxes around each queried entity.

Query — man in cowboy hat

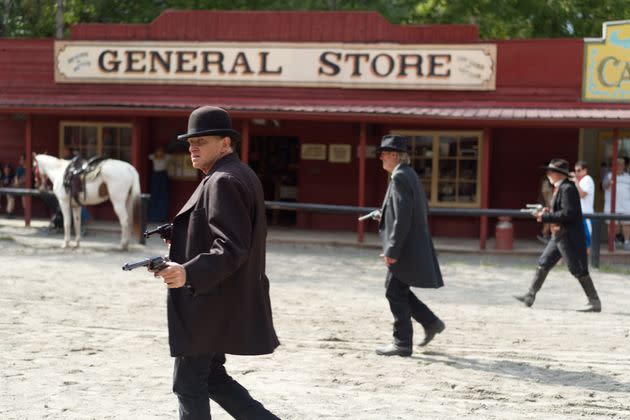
[153,106,280,419]
[372,134,445,357]
[515,158,602,312]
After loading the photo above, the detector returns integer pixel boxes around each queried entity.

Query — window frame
[391,130,484,208]
[59,121,133,162]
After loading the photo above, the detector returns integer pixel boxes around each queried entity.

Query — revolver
[520,203,544,216]
[143,223,173,240]
[358,209,382,221]
[122,256,170,272]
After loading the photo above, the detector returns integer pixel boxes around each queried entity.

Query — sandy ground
[1,222,629,419]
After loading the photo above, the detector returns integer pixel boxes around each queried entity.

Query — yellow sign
[583,20,630,102]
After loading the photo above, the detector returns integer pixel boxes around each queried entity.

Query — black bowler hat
[375,135,409,154]
[177,106,241,142]
[541,158,571,176]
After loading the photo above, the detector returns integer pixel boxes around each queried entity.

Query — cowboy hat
[375,135,409,154]
[541,159,571,176]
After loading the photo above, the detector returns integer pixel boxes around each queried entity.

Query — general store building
[1,12,629,242]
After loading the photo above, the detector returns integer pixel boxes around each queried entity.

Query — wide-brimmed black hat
[541,158,571,176]
[177,106,241,142]
[375,135,409,154]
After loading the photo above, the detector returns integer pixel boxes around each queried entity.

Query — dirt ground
[1,222,629,419]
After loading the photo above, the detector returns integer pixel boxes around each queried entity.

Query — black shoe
[577,300,601,313]
[514,293,535,307]
[419,319,445,347]
[577,275,601,313]
[536,233,550,244]
[375,343,412,357]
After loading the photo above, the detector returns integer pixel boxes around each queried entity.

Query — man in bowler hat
[372,135,445,357]
[515,158,601,312]
[153,106,280,418]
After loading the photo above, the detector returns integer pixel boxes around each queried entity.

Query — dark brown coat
[167,153,279,357]
[379,164,443,289]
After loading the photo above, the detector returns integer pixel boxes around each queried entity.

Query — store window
[391,131,483,207]
[59,122,132,161]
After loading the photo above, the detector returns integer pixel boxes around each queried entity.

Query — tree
[0,0,627,39]
[405,0,630,39]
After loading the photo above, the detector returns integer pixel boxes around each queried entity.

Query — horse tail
[127,168,142,241]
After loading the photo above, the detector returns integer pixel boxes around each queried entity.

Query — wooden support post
[24,115,33,227]
[608,128,619,252]
[357,122,367,243]
[479,128,491,250]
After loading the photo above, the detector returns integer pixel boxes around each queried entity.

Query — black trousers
[538,234,588,277]
[173,353,280,420]
[385,273,439,348]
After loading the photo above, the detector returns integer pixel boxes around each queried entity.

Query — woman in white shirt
[572,161,595,248]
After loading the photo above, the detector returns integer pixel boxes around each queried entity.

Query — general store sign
[54,41,496,91]
[583,20,630,102]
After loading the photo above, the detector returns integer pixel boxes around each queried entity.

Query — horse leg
[111,199,130,250]
[60,200,72,248]
[72,206,82,248]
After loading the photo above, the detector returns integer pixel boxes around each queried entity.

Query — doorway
[249,136,299,225]
[595,131,630,211]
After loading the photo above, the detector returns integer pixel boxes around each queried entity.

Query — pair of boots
[514,266,601,312]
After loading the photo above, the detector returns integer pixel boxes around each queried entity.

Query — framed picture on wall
[301,144,327,160]
[329,144,351,163]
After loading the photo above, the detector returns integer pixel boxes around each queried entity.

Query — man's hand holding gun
[122,223,189,289]
[520,203,547,222]
[358,209,382,222]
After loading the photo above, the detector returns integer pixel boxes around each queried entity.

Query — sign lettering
[55,41,496,91]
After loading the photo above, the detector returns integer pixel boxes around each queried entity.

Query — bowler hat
[177,106,241,142]
[375,135,409,154]
[541,159,571,176]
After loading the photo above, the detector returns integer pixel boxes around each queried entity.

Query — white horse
[34,154,141,250]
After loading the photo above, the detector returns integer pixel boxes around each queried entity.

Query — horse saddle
[63,156,107,205]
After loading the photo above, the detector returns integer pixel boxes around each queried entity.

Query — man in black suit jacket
[515,158,601,312]
[372,135,445,357]
[154,106,280,419]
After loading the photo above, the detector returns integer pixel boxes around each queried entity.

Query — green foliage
[0,0,628,39]
[406,0,630,39]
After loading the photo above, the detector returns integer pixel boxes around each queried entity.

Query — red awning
[2,96,629,122]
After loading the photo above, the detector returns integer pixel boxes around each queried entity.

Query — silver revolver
[358,209,382,221]
[520,203,544,216]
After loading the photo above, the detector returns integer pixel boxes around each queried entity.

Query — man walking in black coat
[515,158,602,312]
[153,106,280,419]
[372,135,445,357]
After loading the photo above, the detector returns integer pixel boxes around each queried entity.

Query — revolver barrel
[122,256,169,272]
[143,223,173,239]
[122,258,152,271]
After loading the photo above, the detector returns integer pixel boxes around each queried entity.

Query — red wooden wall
[489,127,580,238]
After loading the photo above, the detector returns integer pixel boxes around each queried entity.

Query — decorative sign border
[55,41,497,91]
